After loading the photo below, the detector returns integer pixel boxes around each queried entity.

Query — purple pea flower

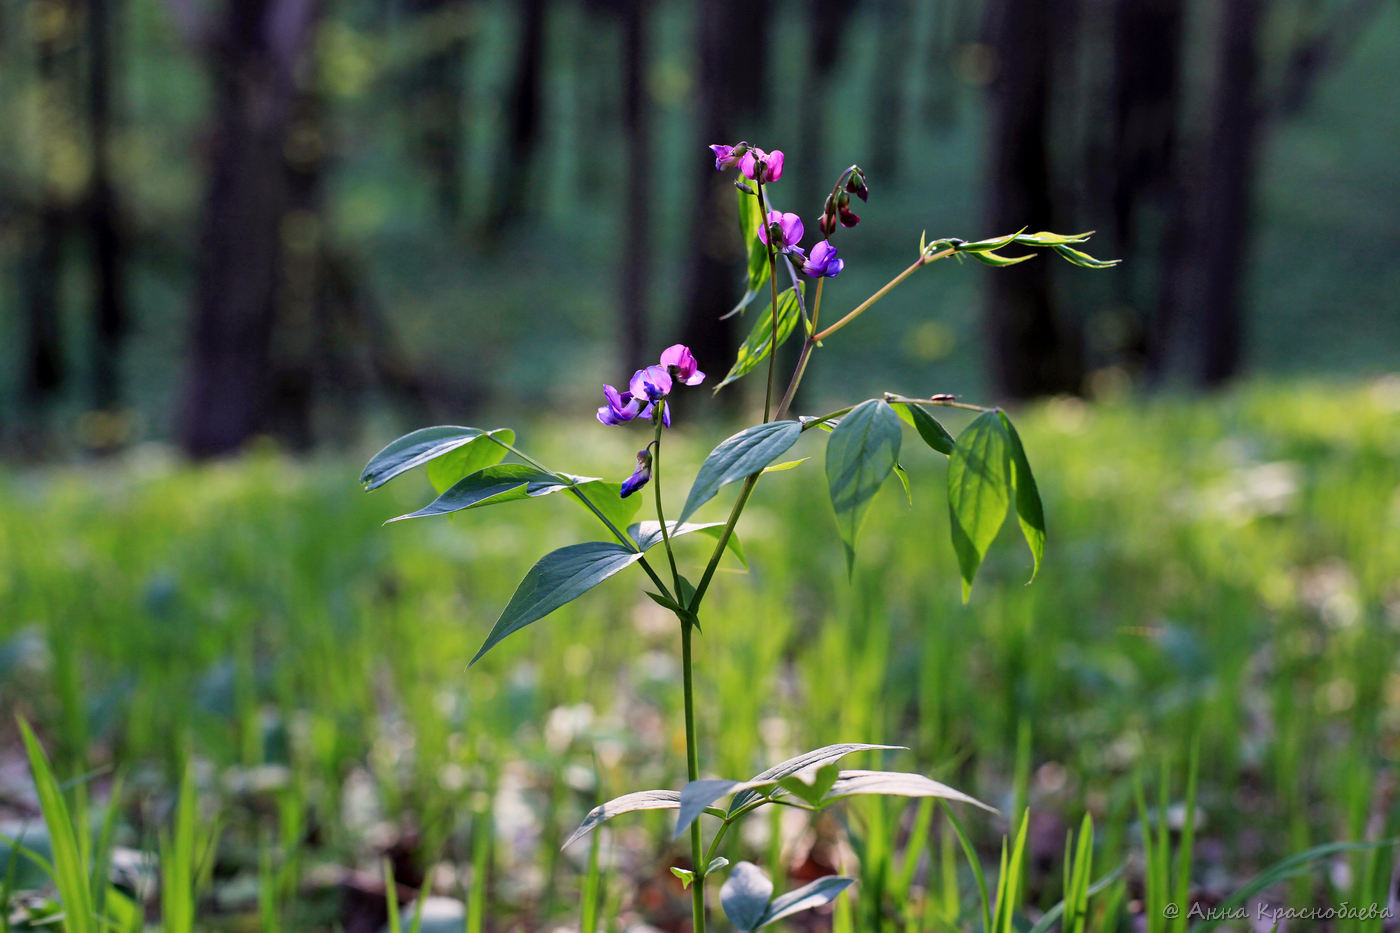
[801,239,844,278]
[758,211,803,251]
[709,144,740,171]
[659,344,705,386]
[597,384,643,425]
[620,447,653,498]
[629,364,673,402]
[739,148,784,184]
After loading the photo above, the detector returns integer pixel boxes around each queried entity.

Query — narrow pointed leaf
[562,790,680,850]
[948,411,1012,601]
[1013,230,1093,246]
[968,250,1035,267]
[730,743,903,814]
[1051,243,1120,268]
[675,779,776,838]
[739,188,770,299]
[956,228,1026,252]
[672,866,695,888]
[679,421,803,522]
[899,403,955,455]
[629,520,746,568]
[761,458,809,474]
[716,286,803,390]
[823,770,996,812]
[361,426,488,490]
[387,465,578,522]
[999,413,1045,583]
[826,399,903,573]
[893,462,912,504]
[425,430,514,493]
[471,542,644,665]
[722,862,774,932]
[757,876,856,928]
[705,857,730,877]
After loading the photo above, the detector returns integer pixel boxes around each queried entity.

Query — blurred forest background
[1,0,1397,460]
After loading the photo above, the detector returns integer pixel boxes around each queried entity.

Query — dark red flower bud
[846,169,869,202]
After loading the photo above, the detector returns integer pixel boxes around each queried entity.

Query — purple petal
[781,212,803,246]
[630,365,673,401]
[764,150,784,181]
[681,369,705,387]
[739,151,759,180]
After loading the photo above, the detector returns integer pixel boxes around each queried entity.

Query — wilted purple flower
[620,447,653,498]
[709,144,741,171]
[758,211,804,250]
[801,239,844,278]
[659,344,705,386]
[739,148,784,184]
[597,384,643,425]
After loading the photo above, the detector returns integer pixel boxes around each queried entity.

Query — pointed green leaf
[968,250,1035,267]
[998,413,1045,583]
[676,779,776,838]
[361,426,489,490]
[562,790,680,850]
[730,743,903,814]
[672,866,696,888]
[1051,243,1120,268]
[387,465,587,522]
[948,411,1013,601]
[679,421,803,522]
[629,520,746,568]
[822,770,996,812]
[705,857,731,877]
[778,763,840,806]
[757,876,856,929]
[898,403,955,455]
[721,862,774,932]
[716,286,803,390]
[425,430,514,493]
[761,457,809,474]
[893,462,912,504]
[826,399,903,573]
[957,228,1026,252]
[1013,230,1093,246]
[740,188,770,299]
[577,481,644,538]
[471,542,644,665]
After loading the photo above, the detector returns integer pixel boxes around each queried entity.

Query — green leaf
[716,286,803,390]
[999,413,1045,583]
[898,403,955,455]
[387,465,586,523]
[730,743,903,814]
[967,249,1035,267]
[761,458,809,474]
[956,228,1026,252]
[721,862,774,932]
[562,790,681,850]
[629,520,746,568]
[471,542,644,665]
[705,857,730,877]
[822,770,996,812]
[18,719,94,933]
[777,763,839,806]
[757,876,856,929]
[671,866,695,888]
[740,189,770,301]
[893,462,912,504]
[361,426,490,490]
[948,411,1013,601]
[826,399,903,574]
[679,421,803,523]
[1013,230,1093,246]
[1051,243,1120,268]
[577,482,644,538]
[425,430,513,493]
[676,779,775,838]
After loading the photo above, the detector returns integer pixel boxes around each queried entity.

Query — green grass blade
[18,717,96,933]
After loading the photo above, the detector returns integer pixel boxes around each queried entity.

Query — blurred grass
[1,377,1399,927]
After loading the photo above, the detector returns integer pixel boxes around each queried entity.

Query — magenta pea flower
[660,344,705,386]
[709,144,741,171]
[801,239,844,278]
[620,447,653,498]
[739,148,784,184]
[597,384,643,425]
[758,211,803,251]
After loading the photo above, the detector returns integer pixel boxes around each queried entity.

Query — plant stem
[811,247,953,342]
[681,619,705,930]
[651,407,683,595]
[755,178,781,423]
[773,277,823,421]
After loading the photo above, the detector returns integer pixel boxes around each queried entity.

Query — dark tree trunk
[1151,0,1263,387]
[797,0,853,200]
[618,0,650,366]
[178,0,321,458]
[404,0,470,224]
[86,0,130,418]
[22,9,72,411]
[678,0,769,404]
[867,0,912,182]
[982,0,1083,399]
[488,0,547,231]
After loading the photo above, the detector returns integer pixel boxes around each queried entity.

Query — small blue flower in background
[620,447,654,498]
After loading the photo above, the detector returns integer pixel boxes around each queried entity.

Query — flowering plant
[361,142,1116,929]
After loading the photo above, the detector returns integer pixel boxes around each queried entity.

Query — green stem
[651,407,683,596]
[773,277,823,422]
[755,178,781,423]
[811,247,953,342]
[682,619,705,930]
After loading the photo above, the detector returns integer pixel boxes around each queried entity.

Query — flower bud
[846,168,869,202]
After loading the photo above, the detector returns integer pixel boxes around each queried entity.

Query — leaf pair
[722,862,854,932]
[947,411,1045,601]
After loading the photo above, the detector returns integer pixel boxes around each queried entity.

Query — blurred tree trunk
[796,0,853,200]
[867,0,912,183]
[22,5,73,414]
[678,0,769,404]
[618,0,650,366]
[178,0,321,458]
[86,0,129,418]
[1151,0,1263,387]
[981,0,1083,399]
[404,0,470,225]
[488,0,546,231]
